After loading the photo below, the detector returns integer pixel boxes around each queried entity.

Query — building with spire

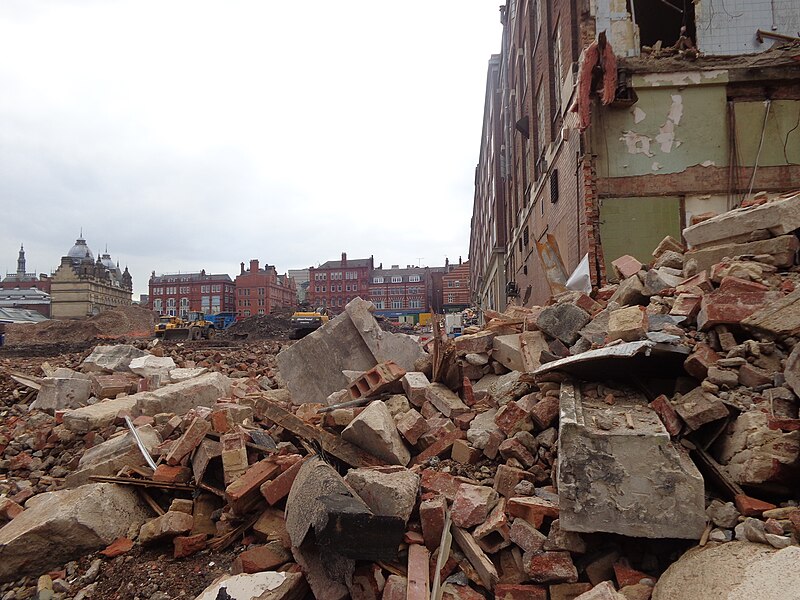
[49,234,133,319]
[0,245,52,317]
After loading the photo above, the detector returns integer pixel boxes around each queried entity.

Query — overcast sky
[0,1,501,297]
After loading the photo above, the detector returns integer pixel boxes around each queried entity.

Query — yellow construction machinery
[155,311,217,341]
[289,307,330,339]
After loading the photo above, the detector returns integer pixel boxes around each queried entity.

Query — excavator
[289,307,330,339]
[154,311,217,341]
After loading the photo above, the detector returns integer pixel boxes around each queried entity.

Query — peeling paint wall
[592,71,729,179]
[696,0,800,55]
[734,100,800,167]
[591,0,640,57]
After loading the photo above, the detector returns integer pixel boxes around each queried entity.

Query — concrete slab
[557,381,705,539]
[276,297,425,405]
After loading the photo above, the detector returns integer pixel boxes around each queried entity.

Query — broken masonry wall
[695,0,800,55]
[591,67,800,274]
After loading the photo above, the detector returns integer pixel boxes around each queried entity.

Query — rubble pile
[0,192,800,599]
[5,305,157,346]
[220,310,294,341]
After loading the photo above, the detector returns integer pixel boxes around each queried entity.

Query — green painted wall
[599,196,682,276]
[734,100,800,167]
[593,81,729,178]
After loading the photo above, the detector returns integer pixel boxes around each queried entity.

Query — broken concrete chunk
[607,306,648,343]
[81,344,148,374]
[344,467,420,523]
[684,234,799,275]
[425,383,470,417]
[276,297,425,405]
[31,375,92,413]
[128,355,176,381]
[401,371,431,407]
[683,192,800,248]
[134,372,231,416]
[672,387,729,430]
[341,400,411,466]
[454,330,496,354]
[62,396,138,433]
[537,304,592,345]
[286,457,405,562]
[742,286,800,338]
[609,276,646,307]
[0,483,150,582]
[139,511,193,544]
[714,409,800,487]
[66,424,161,487]
[557,382,705,539]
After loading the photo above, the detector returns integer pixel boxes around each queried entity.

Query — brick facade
[441,261,471,311]
[149,271,235,317]
[368,266,432,321]
[234,259,297,318]
[306,253,373,312]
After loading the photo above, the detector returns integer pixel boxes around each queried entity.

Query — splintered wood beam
[88,475,195,491]
[259,401,383,468]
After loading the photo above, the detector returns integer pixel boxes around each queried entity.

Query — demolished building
[3,191,800,599]
[470,0,800,311]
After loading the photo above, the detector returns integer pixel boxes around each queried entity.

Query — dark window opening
[630,0,696,49]
[550,169,560,203]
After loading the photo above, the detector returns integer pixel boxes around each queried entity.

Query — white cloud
[0,1,501,296]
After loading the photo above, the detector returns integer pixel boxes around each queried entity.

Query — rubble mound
[5,305,156,346]
[219,309,293,341]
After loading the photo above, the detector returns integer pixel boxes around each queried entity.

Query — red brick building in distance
[1,245,52,317]
[234,259,297,318]
[368,265,431,322]
[148,270,235,317]
[306,253,373,312]
[441,259,471,312]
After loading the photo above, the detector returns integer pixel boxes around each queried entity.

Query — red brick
[221,431,249,485]
[420,495,447,551]
[420,469,464,501]
[411,428,465,466]
[495,401,533,435]
[232,542,290,573]
[132,415,155,427]
[613,561,652,587]
[462,377,477,406]
[738,363,773,388]
[225,459,281,515]
[670,294,702,319]
[443,584,484,600]
[494,464,534,498]
[210,408,234,433]
[611,255,643,280]
[508,497,559,529]
[675,271,713,294]
[407,544,430,600]
[683,343,719,380]
[509,517,546,553]
[483,429,505,460]
[735,493,776,517]
[0,498,24,520]
[648,395,682,437]
[166,417,211,466]
[351,563,386,600]
[173,533,207,558]
[524,551,578,583]
[530,396,559,430]
[719,276,769,293]
[397,409,430,445]
[349,361,406,400]
[100,537,133,558]
[474,498,511,553]
[382,574,407,600]
[697,291,780,330]
[575,294,603,317]
[153,464,192,484]
[452,484,498,529]
[550,583,594,600]
[451,439,483,464]
[499,438,535,468]
[495,583,547,600]
[260,457,306,505]
[453,411,476,430]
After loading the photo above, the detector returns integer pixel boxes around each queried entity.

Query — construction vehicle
[289,307,330,339]
[205,311,237,331]
[157,311,217,341]
[154,315,182,338]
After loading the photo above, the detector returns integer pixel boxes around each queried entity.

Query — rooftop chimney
[250,259,259,273]
[341,252,347,266]
[240,262,245,275]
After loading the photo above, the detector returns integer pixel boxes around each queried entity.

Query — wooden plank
[88,475,195,491]
[10,372,42,391]
[451,526,498,591]
[259,401,383,468]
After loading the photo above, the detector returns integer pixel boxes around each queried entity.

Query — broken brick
[507,497,559,529]
[173,533,207,559]
[524,551,578,583]
[734,493,776,517]
[420,495,447,551]
[166,417,210,466]
[407,544,430,600]
[225,458,281,515]
[494,583,548,600]
[683,343,719,380]
[648,395,683,437]
[260,456,305,505]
